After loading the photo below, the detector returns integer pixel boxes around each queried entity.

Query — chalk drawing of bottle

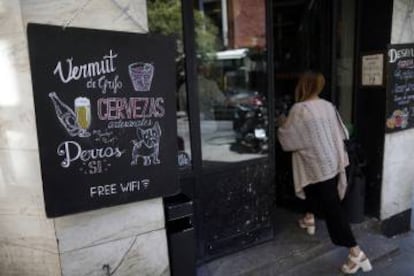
[49,92,80,137]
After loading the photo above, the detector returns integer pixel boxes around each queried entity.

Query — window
[148,0,192,170]
[193,0,269,165]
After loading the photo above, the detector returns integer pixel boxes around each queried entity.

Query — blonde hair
[294,72,326,102]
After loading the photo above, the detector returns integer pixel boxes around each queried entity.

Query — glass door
[190,0,274,261]
[149,0,275,262]
[193,0,269,164]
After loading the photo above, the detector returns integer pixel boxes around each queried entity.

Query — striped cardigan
[277,99,349,200]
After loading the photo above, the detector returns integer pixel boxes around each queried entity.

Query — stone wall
[0,1,170,275]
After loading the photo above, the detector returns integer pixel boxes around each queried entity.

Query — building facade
[0,1,170,275]
[0,0,413,275]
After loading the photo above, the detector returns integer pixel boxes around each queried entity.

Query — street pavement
[365,230,414,276]
[198,208,413,276]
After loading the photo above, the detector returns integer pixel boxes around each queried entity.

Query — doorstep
[197,208,399,276]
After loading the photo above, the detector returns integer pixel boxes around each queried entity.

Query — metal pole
[221,0,229,47]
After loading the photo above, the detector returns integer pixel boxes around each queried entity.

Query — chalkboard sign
[27,23,178,217]
[386,43,414,133]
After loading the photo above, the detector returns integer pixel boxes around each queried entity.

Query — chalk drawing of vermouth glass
[128,62,154,91]
[48,92,91,137]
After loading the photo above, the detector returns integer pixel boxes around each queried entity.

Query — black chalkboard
[27,23,179,217]
[386,43,414,133]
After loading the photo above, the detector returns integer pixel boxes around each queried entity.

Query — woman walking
[277,71,372,274]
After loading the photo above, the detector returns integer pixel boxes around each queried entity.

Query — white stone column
[381,0,414,222]
[0,1,170,275]
[0,1,60,275]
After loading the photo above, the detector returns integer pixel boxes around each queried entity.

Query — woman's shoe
[298,216,315,235]
[341,251,373,274]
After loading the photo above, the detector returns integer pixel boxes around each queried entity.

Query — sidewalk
[365,230,414,276]
[198,208,403,276]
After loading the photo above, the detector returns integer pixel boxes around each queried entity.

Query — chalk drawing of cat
[131,122,161,166]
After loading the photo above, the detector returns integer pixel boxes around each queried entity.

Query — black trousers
[304,176,357,248]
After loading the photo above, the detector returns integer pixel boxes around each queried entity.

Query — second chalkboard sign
[27,23,179,217]
[386,43,414,133]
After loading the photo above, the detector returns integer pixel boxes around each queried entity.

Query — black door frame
[179,0,276,263]
[352,0,393,218]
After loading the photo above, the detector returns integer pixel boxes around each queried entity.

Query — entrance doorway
[274,0,334,209]
[273,0,357,210]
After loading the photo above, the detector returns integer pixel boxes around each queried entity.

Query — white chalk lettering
[107,119,152,129]
[389,48,414,63]
[90,184,118,198]
[119,179,150,192]
[53,50,118,83]
[98,75,123,94]
[57,141,123,168]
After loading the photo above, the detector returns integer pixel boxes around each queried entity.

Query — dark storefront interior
[148,0,390,273]
[274,0,356,210]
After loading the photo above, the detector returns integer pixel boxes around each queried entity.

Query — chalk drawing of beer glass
[74,97,91,137]
[128,62,154,91]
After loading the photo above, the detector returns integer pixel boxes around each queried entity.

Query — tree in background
[148,0,220,61]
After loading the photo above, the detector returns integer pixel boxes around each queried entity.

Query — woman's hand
[276,114,287,127]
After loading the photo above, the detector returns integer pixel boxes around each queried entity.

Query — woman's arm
[277,104,308,151]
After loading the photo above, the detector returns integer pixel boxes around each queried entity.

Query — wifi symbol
[141,179,150,190]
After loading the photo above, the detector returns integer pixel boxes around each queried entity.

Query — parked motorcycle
[231,91,268,153]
